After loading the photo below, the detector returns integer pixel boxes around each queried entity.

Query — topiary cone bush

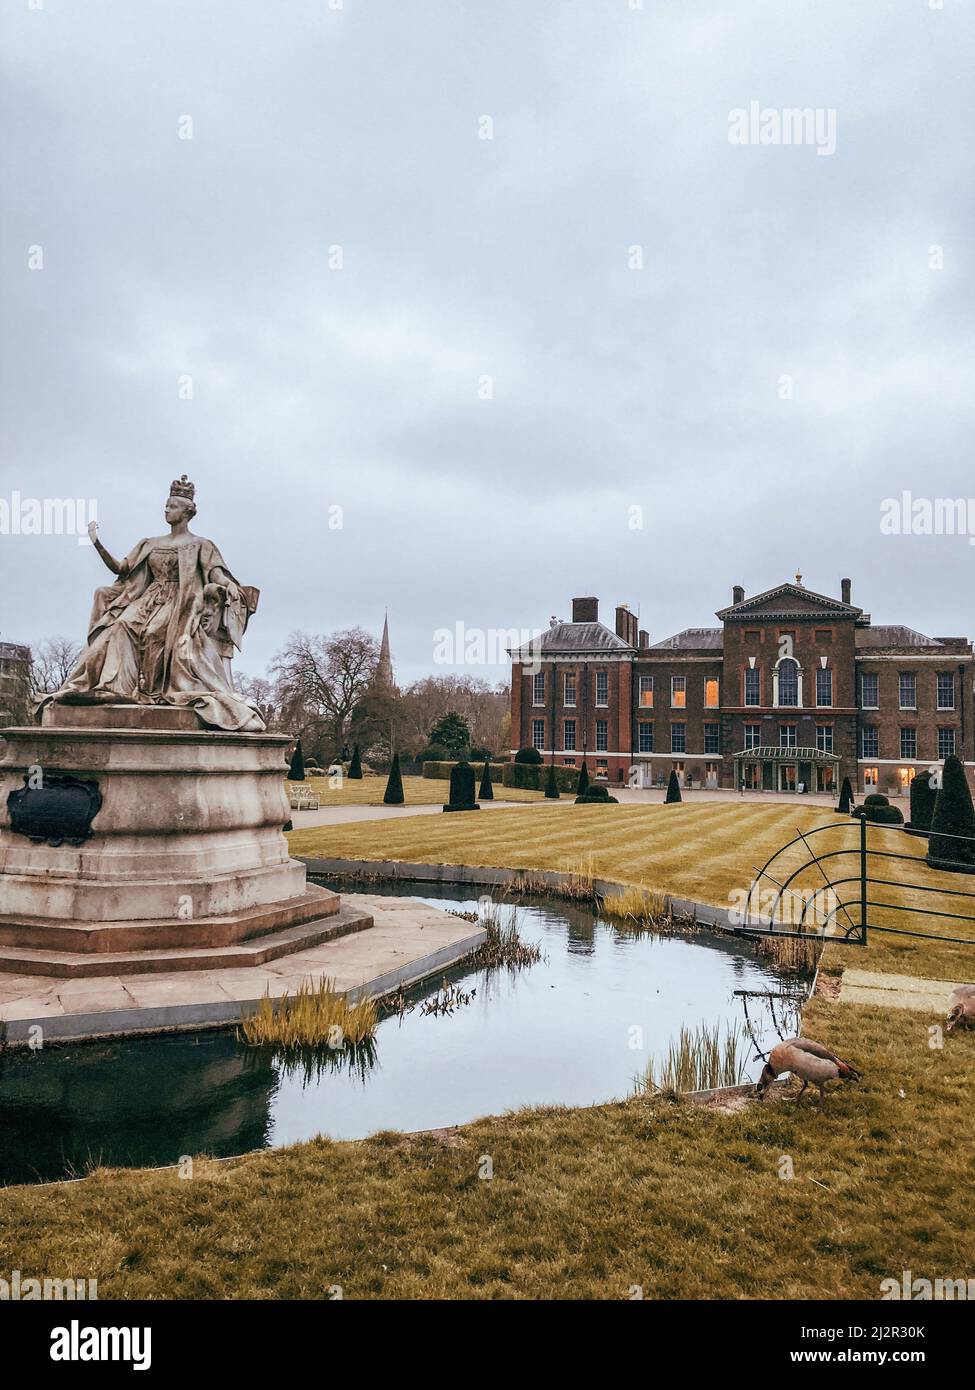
[909,771,937,834]
[926,755,975,873]
[544,764,560,799]
[443,761,479,813]
[665,770,682,804]
[478,761,494,800]
[383,752,404,805]
[576,760,590,799]
[348,744,363,780]
[288,738,305,782]
[836,776,854,814]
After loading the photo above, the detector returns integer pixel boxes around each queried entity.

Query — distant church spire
[377,610,394,687]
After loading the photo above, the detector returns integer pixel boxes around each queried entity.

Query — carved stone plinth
[0,707,356,975]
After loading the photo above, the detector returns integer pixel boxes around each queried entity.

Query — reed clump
[468,903,543,971]
[636,1021,748,1096]
[239,977,378,1049]
[756,932,822,974]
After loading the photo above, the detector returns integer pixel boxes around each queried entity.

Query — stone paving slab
[838,968,963,1012]
[0,895,484,1043]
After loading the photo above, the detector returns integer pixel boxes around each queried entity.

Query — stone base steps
[0,902,374,978]
[0,885,339,955]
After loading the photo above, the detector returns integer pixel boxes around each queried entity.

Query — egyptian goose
[947,985,975,1032]
[755,1037,862,1108]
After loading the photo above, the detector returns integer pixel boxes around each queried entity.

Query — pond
[0,882,801,1184]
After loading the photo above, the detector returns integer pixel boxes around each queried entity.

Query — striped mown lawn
[287,802,975,982]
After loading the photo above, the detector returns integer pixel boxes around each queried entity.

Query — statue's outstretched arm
[87,521,122,575]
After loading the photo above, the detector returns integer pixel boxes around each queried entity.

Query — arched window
[777,657,799,707]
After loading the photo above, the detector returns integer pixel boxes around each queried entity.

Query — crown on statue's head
[169,474,196,501]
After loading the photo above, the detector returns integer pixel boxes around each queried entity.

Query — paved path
[838,968,962,1013]
[288,799,548,829]
[0,895,484,1044]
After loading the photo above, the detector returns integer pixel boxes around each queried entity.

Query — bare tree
[29,636,83,699]
[397,675,510,756]
[271,628,380,756]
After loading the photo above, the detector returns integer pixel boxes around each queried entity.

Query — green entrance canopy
[732,746,839,763]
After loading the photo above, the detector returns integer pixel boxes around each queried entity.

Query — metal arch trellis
[737,817,975,950]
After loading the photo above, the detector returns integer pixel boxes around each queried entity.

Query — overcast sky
[2,0,973,685]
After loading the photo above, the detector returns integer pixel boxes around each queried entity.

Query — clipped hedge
[504,762,582,794]
[422,760,507,782]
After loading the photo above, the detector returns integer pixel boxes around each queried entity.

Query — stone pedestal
[0,707,354,975]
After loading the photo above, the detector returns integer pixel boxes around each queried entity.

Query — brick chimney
[638,628,649,650]
[572,596,598,623]
[732,584,745,605]
[841,577,852,605]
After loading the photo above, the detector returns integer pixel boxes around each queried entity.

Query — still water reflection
[0,883,791,1184]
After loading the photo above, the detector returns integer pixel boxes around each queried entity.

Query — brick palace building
[508,577,975,795]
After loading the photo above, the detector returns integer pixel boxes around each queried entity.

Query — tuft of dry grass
[599,884,669,925]
[756,933,823,974]
[239,977,378,1049]
[636,1021,749,1095]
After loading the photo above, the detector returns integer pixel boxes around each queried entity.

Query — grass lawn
[289,774,543,806]
[288,802,975,982]
[1,999,970,1299]
[3,802,972,1300]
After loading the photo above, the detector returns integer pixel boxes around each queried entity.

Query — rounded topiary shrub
[864,793,889,807]
[926,755,975,873]
[575,783,619,805]
[909,771,937,834]
[864,803,904,825]
[515,747,543,765]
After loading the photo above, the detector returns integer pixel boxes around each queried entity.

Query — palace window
[899,673,916,710]
[779,724,797,749]
[816,725,834,754]
[595,719,608,751]
[938,727,956,759]
[595,671,609,707]
[671,675,686,709]
[900,727,917,759]
[532,719,545,750]
[744,724,761,750]
[937,673,955,710]
[744,668,760,706]
[638,721,653,753]
[639,675,653,708]
[861,672,879,709]
[671,723,686,754]
[532,672,545,706]
[704,723,720,754]
[777,658,799,707]
[704,678,719,708]
[563,719,576,751]
[861,727,879,758]
[816,667,833,707]
[564,672,576,707]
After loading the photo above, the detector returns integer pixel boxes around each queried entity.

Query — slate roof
[648,628,723,651]
[856,625,943,649]
[508,622,633,657]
